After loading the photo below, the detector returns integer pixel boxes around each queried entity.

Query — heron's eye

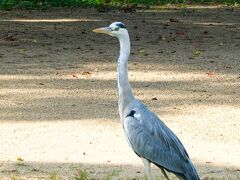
[114,27,120,31]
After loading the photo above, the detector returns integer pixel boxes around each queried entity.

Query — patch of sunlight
[92,71,238,82]
[136,9,178,13]
[0,119,139,165]
[1,18,101,23]
[193,141,240,168]
[194,22,238,26]
[0,71,238,82]
[150,5,224,9]
[137,5,225,12]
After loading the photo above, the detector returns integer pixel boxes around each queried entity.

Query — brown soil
[0,6,240,179]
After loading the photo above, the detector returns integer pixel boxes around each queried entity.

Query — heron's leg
[160,168,170,180]
[141,157,153,180]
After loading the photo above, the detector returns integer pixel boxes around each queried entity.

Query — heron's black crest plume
[116,22,126,29]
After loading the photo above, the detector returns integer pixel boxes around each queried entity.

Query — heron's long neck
[117,34,134,119]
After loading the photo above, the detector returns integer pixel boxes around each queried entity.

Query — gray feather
[123,100,199,179]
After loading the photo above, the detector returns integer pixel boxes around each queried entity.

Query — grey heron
[93,22,200,180]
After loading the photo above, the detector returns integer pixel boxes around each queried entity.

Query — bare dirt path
[0,6,240,179]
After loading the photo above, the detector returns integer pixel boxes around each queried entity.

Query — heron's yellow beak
[92,27,111,34]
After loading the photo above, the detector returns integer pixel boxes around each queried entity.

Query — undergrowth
[0,0,239,10]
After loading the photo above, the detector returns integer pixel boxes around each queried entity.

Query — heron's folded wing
[123,111,189,175]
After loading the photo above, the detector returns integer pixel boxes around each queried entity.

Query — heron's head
[93,22,128,38]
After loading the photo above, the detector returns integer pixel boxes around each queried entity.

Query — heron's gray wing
[123,105,191,175]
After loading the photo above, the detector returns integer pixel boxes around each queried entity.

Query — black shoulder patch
[126,110,136,118]
[116,23,126,29]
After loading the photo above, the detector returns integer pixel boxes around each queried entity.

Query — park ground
[0,5,240,179]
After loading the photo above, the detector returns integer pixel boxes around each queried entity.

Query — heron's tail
[183,160,200,180]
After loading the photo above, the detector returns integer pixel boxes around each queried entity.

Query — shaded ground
[0,6,240,179]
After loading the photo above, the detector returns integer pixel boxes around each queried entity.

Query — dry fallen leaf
[194,50,201,57]
[138,48,145,54]
[32,168,39,172]
[72,74,78,78]
[176,32,185,36]
[158,35,166,41]
[206,72,214,76]
[152,97,158,100]
[169,18,179,23]
[205,161,212,164]
[16,157,24,165]
[82,71,92,76]
[19,49,25,54]
[4,34,16,41]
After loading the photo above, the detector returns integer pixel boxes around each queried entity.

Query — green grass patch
[74,169,89,180]
[49,171,58,180]
[0,0,239,10]
[103,169,121,180]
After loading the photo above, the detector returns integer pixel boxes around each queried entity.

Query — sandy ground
[0,6,240,179]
